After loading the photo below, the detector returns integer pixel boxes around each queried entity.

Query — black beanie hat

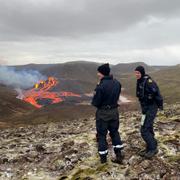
[97,63,110,76]
[135,66,145,77]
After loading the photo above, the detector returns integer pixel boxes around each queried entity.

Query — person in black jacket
[135,65,163,159]
[92,63,123,164]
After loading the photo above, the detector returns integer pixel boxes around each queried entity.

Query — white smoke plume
[0,66,46,89]
[15,88,25,99]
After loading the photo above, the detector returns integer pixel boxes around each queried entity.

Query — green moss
[96,163,110,172]
[71,167,96,180]
[158,136,177,143]
[167,155,180,163]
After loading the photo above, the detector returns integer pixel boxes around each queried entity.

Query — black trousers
[140,104,158,151]
[96,108,123,155]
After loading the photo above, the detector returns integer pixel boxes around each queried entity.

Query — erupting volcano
[21,77,81,108]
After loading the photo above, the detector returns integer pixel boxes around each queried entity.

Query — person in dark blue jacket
[92,63,123,164]
[135,65,163,159]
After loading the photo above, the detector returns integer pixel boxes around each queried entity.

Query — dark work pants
[96,108,123,156]
[141,104,158,151]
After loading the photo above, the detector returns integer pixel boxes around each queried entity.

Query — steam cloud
[0,66,46,89]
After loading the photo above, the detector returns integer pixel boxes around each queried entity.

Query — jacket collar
[137,74,149,83]
[101,75,113,82]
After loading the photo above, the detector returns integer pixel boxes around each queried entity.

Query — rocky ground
[0,104,179,180]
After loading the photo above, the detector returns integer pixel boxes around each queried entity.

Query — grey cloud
[0,0,180,40]
[0,0,180,66]
[0,57,7,65]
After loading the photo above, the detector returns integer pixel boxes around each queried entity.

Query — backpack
[144,76,163,108]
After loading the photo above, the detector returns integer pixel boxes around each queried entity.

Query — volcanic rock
[0,104,179,179]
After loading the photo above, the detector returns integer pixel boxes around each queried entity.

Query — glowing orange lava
[23,77,81,108]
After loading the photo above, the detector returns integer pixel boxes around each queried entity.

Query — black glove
[142,107,147,114]
[159,106,163,111]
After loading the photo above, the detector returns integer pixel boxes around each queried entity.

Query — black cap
[97,63,110,76]
[135,66,145,77]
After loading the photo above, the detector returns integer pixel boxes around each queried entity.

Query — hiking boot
[112,151,123,164]
[144,149,158,159]
[100,155,107,164]
[138,149,148,157]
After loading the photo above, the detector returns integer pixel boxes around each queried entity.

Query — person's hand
[159,106,163,111]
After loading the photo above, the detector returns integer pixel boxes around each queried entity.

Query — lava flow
[22,77,81,108]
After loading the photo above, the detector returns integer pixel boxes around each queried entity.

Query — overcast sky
[0,0,180,65]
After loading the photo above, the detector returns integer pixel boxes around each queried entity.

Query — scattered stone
[35,144,46,152]
[128,155,141,166]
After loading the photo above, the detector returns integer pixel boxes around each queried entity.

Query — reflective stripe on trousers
[113,144,124,149]
[99,150,108,155]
